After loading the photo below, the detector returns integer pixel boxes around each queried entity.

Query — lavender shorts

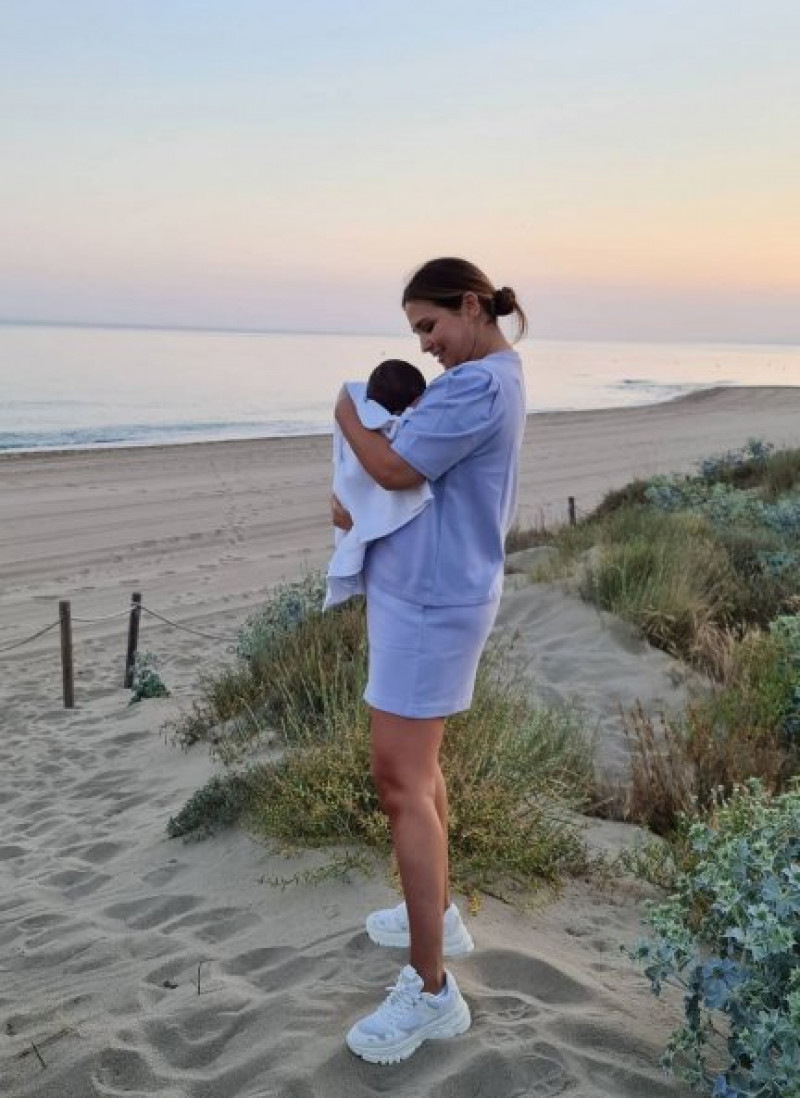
[363,581,500,719]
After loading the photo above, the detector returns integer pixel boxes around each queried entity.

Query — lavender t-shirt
[364,349,526,607]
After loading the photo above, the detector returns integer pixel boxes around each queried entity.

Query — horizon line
[0,317,402,339]
[1,317,798,350]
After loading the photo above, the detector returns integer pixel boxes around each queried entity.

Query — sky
[1,1,798,342]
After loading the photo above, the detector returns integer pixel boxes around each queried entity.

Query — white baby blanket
[324,382,432,610]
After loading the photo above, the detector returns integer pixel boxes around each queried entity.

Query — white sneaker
[365,900,474,956]
[346,965,471,1064]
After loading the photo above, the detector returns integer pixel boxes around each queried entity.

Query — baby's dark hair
[366,359,427,415]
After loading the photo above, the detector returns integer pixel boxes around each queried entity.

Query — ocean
[1,322,798,453]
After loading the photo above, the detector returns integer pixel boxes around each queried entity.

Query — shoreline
[2,383,798,464]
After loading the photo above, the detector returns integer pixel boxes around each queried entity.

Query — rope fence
[0,620,62,654]
[71,608,134,624]
[139,606,238,644]
[0,590,241,708]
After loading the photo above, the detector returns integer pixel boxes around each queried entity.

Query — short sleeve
[389,364,500,481]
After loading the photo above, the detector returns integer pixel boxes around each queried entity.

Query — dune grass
[537,444,800,668]
[579,508,740,666]
[516,441,800,836]
[167,578,593,899]
[504,518,555,552]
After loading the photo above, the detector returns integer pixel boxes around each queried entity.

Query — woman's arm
[335,388,424,491]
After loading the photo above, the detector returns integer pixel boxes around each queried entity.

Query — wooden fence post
[124,592,142,688]
[59,600,75,708]
[568,496,577,526]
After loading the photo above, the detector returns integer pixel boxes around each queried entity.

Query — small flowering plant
[628,780,800,1097]
[235,572,327,663]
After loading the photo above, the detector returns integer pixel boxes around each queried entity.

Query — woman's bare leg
[370,706,447,993]
[434,764,451,909]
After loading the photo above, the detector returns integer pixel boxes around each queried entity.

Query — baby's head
[366,359,427,415]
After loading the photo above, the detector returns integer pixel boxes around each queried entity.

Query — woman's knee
[370,755,406,811]
[369,708,444,812]
[372,761,438,820]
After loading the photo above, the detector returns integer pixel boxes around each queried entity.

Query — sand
[2,385,799,1096]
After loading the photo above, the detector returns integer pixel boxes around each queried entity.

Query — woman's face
[404,296,481,370]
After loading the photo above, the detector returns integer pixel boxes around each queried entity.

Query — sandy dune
[497,578,701,782]
[1,644,691,1098]
[3,386,799,1096]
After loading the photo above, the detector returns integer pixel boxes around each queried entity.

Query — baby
[324,359,431,609]
[364,358,426,416]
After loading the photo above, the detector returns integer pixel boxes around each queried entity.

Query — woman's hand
[331,493,353,532]
[335,385,356,426]
[333,385,424,492]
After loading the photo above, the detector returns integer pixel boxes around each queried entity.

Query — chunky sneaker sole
[346,965,472,1064]
[365,900,474,956]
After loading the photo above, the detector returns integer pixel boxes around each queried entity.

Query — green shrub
[569,446,800,670]
[759,448,800,500]
[631,446,800,634]
[246,700,381,848]
[695,439,800,499]
[249,599,367,743]
[580,509,738,661]
[697,438,774,487]
[165,663,269,749]
[713,526,795,626]
[129,651,170,703]
[235,572,327,662]
[165,571,346,749]
[169,618,593,896]
[167,774,250,839]
[619,627,799,836]
[591,479,650,519]
[616,830,689,892]
[244,649,592,897]
[628,780,800,1098]
[704,630,798,745]
[440,660,593,893]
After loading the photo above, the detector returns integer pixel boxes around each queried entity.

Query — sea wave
[0,419,332,454]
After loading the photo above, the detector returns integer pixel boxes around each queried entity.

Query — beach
[2,385,800,1096]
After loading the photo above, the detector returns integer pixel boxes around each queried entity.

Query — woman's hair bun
[492,286,516,317]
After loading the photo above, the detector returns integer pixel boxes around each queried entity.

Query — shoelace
[374,978,423,1025]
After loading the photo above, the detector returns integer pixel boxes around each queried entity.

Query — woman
[333,257,527,1064]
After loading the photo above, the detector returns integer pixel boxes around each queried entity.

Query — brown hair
[366,359,427,415]
[402,257,528,341]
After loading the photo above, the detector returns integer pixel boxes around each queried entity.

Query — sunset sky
[2,1,798,341]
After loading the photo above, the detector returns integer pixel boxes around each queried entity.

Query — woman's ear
[461,291,481,318]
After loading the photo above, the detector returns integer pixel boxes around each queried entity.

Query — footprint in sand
[0,844,28,861]
[440,1044,569,1098]
[69,840,125,865]
[92,1046,172,1093]
[42,868,111,900]
[141,859,182,887]
[103,893,199,930]
[469,949,598,1007]
[166,906,262,945]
